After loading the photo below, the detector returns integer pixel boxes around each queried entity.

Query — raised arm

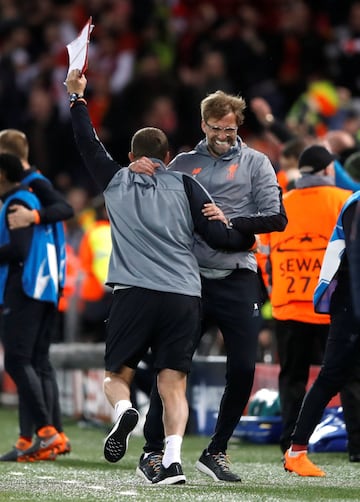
[65,69,120,191]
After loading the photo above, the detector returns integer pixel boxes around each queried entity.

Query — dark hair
[131,127,169,161]
[0,153,24,182]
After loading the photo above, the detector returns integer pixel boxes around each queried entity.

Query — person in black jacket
[0,129,73,461]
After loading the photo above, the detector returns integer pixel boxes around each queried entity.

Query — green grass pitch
[0,406,359,501]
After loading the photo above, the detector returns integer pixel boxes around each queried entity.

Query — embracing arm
[228,208,287,234]
[8,176,74,229]
[183,175,255,250]
[229,160,288,233]
[28,177,74,223]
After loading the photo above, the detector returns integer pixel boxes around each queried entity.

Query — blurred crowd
[2,1,360,187]
[3,0,360,349]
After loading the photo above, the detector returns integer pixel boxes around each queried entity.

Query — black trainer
[136,451,163,483]
[349,453,360,462]
[104,408,139,463]
[195,449,241,482]
[152,462,186,485]
[0,447,20,462]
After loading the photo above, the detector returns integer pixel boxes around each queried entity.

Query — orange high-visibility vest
[277,170,289,194]
[264,184,351,323]
[78,220,111,302]
[58,243,80,312]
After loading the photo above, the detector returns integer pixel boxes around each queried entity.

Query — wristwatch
[69,92,84,104]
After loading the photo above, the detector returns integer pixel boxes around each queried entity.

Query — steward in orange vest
[262,160,351,324]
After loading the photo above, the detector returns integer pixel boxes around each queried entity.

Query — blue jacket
[22,170,66,290]
[0,189,61,305]
[314,191,360,313]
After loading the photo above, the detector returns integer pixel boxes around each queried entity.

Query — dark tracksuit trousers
[291,289,360,452]
[275,320,329,454]
[1,271,60,435]
[143,268,262,454]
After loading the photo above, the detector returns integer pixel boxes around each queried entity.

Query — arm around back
[183,175,255,251]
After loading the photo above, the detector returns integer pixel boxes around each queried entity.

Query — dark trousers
[143,269,262,453]
[1,277,60,434]
[275,320,329,453]
[341,356,360,455]
[291,294,360,448]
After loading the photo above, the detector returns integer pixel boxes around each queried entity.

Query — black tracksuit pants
[1,273,57,434]
[143,269,262,453]
[291,291,360,450]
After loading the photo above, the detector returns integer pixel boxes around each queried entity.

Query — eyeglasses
[205,122,238,134]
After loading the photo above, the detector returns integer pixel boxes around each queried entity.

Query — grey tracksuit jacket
[169,138,287,272]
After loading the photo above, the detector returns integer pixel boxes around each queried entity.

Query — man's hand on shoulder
[129,157,160,176]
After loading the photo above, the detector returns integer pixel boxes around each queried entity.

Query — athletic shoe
[104,407,139,463]
[17,426,62,462]
[55,432,71,455]
[195,449,241,482]
[17,448,58,462]
[0,438,33,462]
[136,451,163,483]
[151,462,186,485]
[283,449,325,477]
[349,453,360,462]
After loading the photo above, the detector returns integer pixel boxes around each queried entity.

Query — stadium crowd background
[1,0,360,190]
[2,0,360,346]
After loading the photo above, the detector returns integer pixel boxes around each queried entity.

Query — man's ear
[201,119,207,135]
[128,151,135,162]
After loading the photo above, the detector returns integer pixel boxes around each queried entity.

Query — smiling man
[133,89,287,483]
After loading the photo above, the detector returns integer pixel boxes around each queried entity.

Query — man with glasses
[65,72,258,484]
[133,90,287,482]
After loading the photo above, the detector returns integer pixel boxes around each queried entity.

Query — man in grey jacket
[132,90,287,482]
[65,71,256,485]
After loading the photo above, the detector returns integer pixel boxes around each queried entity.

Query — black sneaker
[349,453,360,462]
[136,452,163,483]
[0,447,22,462]
[195,449,241,482]
[152,462,186,485]
[104,408,139,463]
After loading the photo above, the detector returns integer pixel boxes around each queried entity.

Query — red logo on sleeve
[192,167,202,176]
